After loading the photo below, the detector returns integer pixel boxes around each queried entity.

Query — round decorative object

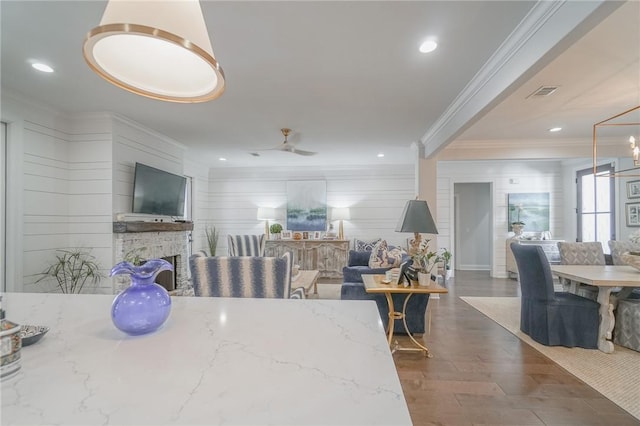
[110,259,173,336]
[511,223,525,237]
[20,325,50,346]
[0,318,22,380]
[620,252,640,271]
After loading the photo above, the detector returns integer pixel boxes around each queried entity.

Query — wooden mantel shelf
[113,221,194,233]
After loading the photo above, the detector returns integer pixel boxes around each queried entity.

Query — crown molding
[420,0,622,159]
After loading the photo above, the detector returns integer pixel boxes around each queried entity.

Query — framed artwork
[286,180,327,231]
[507,193,550,232]
[281,230,292,239]
[626,202,640,226]
[627,180,640,198]
[313,231,322,239]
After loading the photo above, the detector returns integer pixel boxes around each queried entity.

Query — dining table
[550,265,640,353]
[1,292,411,425]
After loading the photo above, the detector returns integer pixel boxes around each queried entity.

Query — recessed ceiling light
[549,127,562,132]
[219,157,227,161]
[377,153,385,158]
[419,40,438,53]
[32,63,54,73]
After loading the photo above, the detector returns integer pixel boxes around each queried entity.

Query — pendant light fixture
[593,105,640,177]
[83,0,225,103]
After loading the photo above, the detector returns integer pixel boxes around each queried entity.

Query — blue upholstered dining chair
[510,243,600,348]
[189,252,299,298]
[227,234,266,256]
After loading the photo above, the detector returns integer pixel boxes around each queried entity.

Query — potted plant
[124,246,147,266]
[37,249,103,294]
[205,226,219,256]
[510,204,526,236]
[269,223,283,240]
[438,248,452,280]
[411,239,438,285]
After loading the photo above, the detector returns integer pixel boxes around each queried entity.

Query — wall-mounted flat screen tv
[132,162,186,217]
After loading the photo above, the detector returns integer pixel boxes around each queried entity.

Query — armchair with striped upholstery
[189,252,304,299]
[227,234,266,256]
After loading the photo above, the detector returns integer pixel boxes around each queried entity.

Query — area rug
[312,283,341,300]
[461,296,640,421]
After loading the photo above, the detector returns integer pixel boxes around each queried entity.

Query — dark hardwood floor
[393,270,639,425]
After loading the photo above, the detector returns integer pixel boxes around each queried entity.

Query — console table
[265,239,349,279]
[506,238,563,278]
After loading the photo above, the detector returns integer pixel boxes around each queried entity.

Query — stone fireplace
[113,222,194,295]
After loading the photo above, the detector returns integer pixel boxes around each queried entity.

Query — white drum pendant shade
[83,0,225,103]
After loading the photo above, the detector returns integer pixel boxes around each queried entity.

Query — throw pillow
[355,238,381,251]
[369,240,405,268]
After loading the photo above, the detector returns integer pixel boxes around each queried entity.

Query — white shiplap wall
[111,115,186,218]
[204,166,415,255]
[3,91,190,293]
[185,159,210,256]
[437,160,564,278]
[15,107,114,293]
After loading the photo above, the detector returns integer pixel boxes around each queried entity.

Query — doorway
[454,182,492,271]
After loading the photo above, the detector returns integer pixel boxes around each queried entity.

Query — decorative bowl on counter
[620,252,640,271]
[20,325,50,346]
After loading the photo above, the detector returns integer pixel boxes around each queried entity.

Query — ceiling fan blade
[290,148,317,156]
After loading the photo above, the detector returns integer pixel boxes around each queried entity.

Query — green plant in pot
[124,246,147,266]
[269,223,283,239]
[205,226,220,256]
[410,239,438,285]
[37,249,103,294]
[438,248,452,280]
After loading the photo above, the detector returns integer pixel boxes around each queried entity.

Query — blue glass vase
[110,259,173,336]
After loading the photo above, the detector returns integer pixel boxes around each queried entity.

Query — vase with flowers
[511,204,525,237]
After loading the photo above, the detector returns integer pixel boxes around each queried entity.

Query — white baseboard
[458,264,490,271]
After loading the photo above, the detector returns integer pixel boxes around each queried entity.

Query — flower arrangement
[511,204,525,225]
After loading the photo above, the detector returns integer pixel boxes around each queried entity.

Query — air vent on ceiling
[527,86,559,98]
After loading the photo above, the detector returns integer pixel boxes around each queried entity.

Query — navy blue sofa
[341,250,429,334]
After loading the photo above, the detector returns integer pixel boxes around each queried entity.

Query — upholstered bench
[614,298,640,352]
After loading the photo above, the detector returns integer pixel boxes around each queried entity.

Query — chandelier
[593,105,640,177]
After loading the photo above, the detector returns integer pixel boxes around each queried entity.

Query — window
[577,164,615,251]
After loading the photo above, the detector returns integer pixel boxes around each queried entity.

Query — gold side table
[363,274,448,357]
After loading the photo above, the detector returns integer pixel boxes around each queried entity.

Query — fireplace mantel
[113,221,194,233]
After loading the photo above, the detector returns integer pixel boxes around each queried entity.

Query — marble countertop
[1,293,411,425]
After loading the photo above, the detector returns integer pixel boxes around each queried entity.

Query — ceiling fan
[251,128,318,157]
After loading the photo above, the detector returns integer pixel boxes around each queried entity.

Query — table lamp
[395,199,438,255]
[331,207,351,240]
[257,207,275,236]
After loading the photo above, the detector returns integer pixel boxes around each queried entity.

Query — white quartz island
[1,293,411,425]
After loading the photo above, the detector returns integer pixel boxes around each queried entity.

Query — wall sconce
[593,105,640,177]
[257,207,276,236]
[83,0,225,103]
[331,208,350,240]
